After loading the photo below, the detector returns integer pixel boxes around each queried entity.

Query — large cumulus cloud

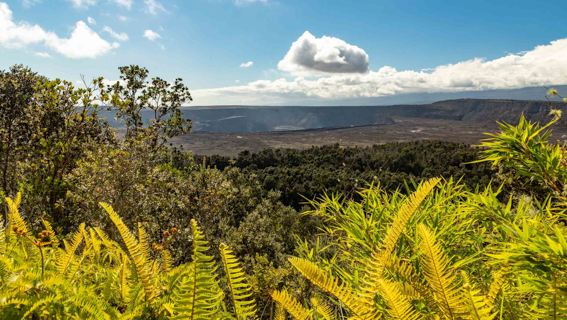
[0,2,119,59]
[277,31,370,76]
[194,37,567,105]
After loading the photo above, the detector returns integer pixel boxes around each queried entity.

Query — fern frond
[161,249,172,273]
[377,278,420,320]
[486,266,508,309]
[275,301,287,320]
[418,224,466,319]
[311,297,335,320]
[461,271,495,320]
[381,178,441,258]
[6,193,32,239]
[220,243,256,320]
[378,253,442,315]
[119,254,131,303]
[100,202,156,304]
[56,223,84,277]
[172,219,223,320]
[271,290,312,320]
[288,257,375,320]
[138,223,152,263]
[41,218,60,248]
[21,294,59,319]
[362,178,441,305]
[394,282,422,301]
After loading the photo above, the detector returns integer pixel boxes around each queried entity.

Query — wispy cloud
[111,0,132,9]
[103,26,129,41]
[66,0,97,9]
[87,16,96,24]
[240,61,253,68]
[21,0,41,8]
[144,0,167,15]
[143,29,161,41]
[35,52,51,58]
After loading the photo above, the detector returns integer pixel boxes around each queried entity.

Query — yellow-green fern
[220,242,256,320]
[377,278,420,320]
[172,219,223,320]
[288,257,375,320]
[310,297,335,320]
[418,224,467,319]
[100,202,156,304]
[271,290,312,320]
[56,223,85,277]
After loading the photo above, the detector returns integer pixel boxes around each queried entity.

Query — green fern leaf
[172,219,223,320]
[377,278,420,320]
[271,290,312,320]
[220,242,256,320]
[310,297,335,320]
[418,224,467,319]
[56,223,84,277]
[100,202,156,304]
[288,257,375,320]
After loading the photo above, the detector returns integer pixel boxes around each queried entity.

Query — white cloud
[111,0,132,9]
[278,31,369,77]
[143,29,161,41]
[66,0,97,8]
[144,0,167,15]
[35,52,51,58]
[118,15,128,21]
[0,2,119,58]
[235,80,240,83]
[240,61,253,68]
[193,37,567,105]
[21,0,41,8]
[87,17,96,24]
[235,0,267,5]
[103,26,129,41]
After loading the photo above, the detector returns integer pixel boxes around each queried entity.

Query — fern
[6,193,32,239]
[161,249,172,273]
[288,257,375,320]
[377,278,420,320]
[380,178,441,258]
[56,223,85,277]
[20,293,60,319]
[461,272,495,320]
[362,178,441,309]
[220,242,256,320]
[310,297,335,320]
[271,290,312,320]
[485,266,508,310]
[275,301,287,320]
[100,202,156,304]
[172,219,223,320]
[418,224,466,319]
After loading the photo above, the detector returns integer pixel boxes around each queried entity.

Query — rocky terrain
[127,98,567,156]
[179,98,566,132]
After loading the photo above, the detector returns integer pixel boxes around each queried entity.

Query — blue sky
[1,0,567,105]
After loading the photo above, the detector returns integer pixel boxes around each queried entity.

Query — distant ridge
[100,98,567,133]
